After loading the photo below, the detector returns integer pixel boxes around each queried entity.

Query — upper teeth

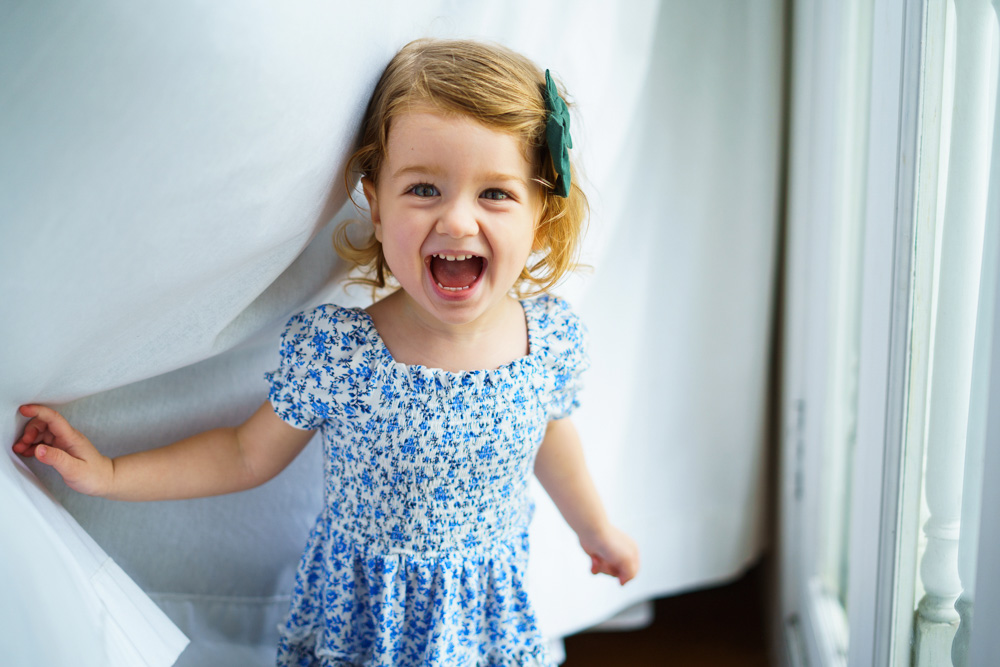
[435,254,473,261]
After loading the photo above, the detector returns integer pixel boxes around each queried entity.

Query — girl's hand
[579,523,640,586]
[12,404,114,497]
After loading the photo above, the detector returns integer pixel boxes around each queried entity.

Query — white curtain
[0,1,783,664]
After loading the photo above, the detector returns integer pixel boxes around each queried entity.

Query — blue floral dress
[265,294,588,667]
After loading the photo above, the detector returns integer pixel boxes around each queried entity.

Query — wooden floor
[562,564,771,666]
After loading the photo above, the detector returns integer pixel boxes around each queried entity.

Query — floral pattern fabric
[265,295,587,667]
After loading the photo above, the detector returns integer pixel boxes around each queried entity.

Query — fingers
[597,560,637,586]
[13,414,49,458]
[585,533,641,586]
[613,558,639,586]
[15,417,56,450]
[13,405,112,497]
[13,405,89,458]
[18,404,77,442]
[14,423,66,462]
[590,555,637,585]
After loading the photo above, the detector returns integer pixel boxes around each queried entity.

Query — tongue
[431,256,482,288]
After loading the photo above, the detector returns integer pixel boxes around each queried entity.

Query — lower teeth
[437,282,471,292]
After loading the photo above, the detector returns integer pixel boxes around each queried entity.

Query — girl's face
[363,110,541,329]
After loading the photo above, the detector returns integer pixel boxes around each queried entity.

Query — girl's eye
[481,188,511,201]
[409,184,439,197]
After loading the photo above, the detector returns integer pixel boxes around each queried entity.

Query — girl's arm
[534,417,640,585]
[12,402,314,501]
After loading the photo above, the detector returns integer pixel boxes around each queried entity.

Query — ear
[362,176,382,242]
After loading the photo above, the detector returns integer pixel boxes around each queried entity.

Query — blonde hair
[335,38,588,297]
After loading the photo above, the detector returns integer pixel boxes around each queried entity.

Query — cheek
[379,220,424,266]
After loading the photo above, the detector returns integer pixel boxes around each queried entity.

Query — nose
[435,197,479,238]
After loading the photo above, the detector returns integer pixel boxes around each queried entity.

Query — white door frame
[845,0,924,664]
[778,0,923,664]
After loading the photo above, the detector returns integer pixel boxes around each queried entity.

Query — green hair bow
[543,69,573,198]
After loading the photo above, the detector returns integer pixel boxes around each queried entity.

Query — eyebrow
[391,165,530,189]
[391,165,442,179]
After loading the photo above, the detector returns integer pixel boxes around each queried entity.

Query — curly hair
[335,38,588,297]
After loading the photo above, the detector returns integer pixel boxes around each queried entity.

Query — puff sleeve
[265,305,369,430]
[534,295,590,421]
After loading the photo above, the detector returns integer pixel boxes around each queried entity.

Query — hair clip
[543,70,572,198]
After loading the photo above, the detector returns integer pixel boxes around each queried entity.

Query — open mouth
[428,253,485,292]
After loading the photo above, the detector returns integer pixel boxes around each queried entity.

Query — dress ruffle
[277,519,550,667]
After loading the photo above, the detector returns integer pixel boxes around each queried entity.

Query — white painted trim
[967,4,1000,660]
[968,243,1000,667]
[891,1,951,662]
[778,1,903,665]
[820,0,875,606]
[778,0,821,657]
[778,1,851,664]
[914,1,998,663]
[847,0,924,666]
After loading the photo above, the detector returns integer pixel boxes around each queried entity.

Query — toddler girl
[13,38,639,667]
